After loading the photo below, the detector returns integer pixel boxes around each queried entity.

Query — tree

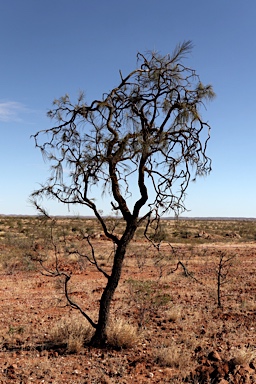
[216,251,236,308]
[31,41,215,346]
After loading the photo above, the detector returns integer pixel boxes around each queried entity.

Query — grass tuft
[231,347,256,366]
[49,315,94,353]
[165,305,181,322]
[154,344,190,370]
[107,318,140,349]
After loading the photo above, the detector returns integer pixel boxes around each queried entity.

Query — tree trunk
[90,220,137,347]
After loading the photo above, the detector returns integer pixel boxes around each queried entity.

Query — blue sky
[1,0,256,217]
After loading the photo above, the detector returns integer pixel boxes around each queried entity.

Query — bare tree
[216,251,236,308]
[31,41,215,346]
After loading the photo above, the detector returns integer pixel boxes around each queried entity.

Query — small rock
[208,350,222,362]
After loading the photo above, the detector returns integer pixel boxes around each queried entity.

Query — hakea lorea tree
[31,41,215,346]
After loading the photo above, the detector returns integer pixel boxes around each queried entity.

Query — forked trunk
[90,221,137,347]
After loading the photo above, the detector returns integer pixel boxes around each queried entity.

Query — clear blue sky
[1,0,256,217]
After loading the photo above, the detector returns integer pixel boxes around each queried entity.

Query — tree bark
[90,220,137,347]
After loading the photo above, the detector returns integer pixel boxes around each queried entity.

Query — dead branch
[170,260,202,284]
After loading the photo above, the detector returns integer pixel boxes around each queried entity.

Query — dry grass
[154,343,192,374]
[107,318,141,349]
[231,347,256,366]
[49,314,94,353]
[240,299,256,312]
[164,305,182,322]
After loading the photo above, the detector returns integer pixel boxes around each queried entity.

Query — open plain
[0,216,256,383]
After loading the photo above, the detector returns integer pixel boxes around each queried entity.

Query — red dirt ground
[0,241,256,383]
